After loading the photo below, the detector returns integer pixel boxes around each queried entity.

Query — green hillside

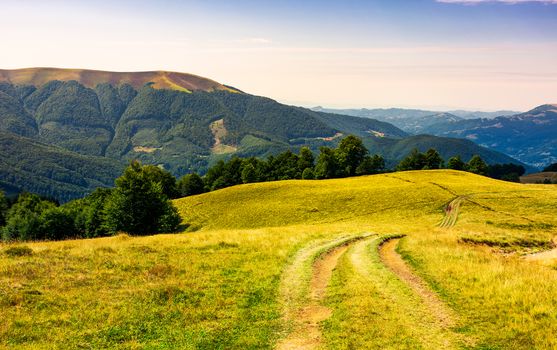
[369,134,528,168]
[0,131,124,202]
[1,171,556,348]
[0,68,530,200]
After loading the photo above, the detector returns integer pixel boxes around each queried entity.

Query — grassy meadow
[1,170,556,349]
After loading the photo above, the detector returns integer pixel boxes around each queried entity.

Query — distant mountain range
[427,104,557,168]
[312,107,520,134]
[314,105,556,167]
[0,68,526,201]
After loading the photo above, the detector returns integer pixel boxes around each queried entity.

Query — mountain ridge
[0,68,531,200]
[0,67,241,93]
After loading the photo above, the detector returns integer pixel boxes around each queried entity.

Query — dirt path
[525,237,557,264]
[276,242,352,350]
[379,238,454,327]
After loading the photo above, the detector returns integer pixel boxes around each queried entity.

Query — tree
[298,147,315,173]
[103,161,181,235]
[396,149,427,171]
[177,173,205,197]
[467,155,488,176]
[204,160,225,191]
[302,167,315,180]
[335,135,368,176]
[268,150,300,180]
[241,163,257,184]
[424,149,444,169]
[143,165,179,199]
[356,155,385,175]
[40,207,76,240]
[487,163,525,181]
[315,147,339,179]
[2,193,56,241]
[0,190,7,227]
[447,156,466,170]
[63,188,113,238]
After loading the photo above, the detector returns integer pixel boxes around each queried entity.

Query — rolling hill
[0,68,529,200]
[2,170,556,348]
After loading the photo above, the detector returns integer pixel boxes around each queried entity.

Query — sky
[1,0,556,111]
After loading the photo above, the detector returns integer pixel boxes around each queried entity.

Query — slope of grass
[0,68,237,93]
[1,170,557,348]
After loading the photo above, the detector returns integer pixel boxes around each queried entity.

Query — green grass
[1,170,557,348]
[323,235,465,349]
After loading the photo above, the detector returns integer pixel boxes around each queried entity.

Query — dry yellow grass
[0,68,239,93]
[1,170,556,348]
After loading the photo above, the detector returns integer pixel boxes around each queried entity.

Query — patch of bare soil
[379,238,454,328]
[525,237,557,264]
[210,118,237,154]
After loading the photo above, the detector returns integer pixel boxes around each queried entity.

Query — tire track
[344,236,465,349]
[379,238,455,327]
[439,196,465,228]
[276,234,370,350]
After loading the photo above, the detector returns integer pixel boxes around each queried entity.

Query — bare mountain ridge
[0,67,240,93]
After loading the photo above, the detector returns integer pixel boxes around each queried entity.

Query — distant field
[1,170,556,349]
[521,171,557,184]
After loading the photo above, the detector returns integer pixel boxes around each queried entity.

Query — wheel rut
[439,196,465,228]
[276,237,362,350]
[379,238,455,328]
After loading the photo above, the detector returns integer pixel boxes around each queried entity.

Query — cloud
[437,0,557,4]
[235,38,272,45]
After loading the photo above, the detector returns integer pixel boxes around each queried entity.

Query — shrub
[3,245,33,257]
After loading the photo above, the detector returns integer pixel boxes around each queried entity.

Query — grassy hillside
[1,170,556,348]
[0,68,240,93]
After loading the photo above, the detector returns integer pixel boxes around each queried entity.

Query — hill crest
[0,67,240,93]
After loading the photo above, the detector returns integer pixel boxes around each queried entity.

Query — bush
[3,246,33,257]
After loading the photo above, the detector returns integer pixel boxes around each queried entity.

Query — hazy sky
[1,0,556,110]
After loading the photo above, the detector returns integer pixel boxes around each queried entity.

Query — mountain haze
[427,104,557,167]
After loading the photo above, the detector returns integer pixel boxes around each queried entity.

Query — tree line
[0,135,528,242]
[0,161,180,242]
